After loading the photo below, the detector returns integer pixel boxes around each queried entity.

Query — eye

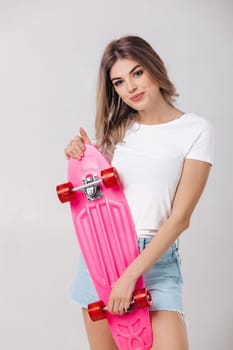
[134,69,143,77]
[113,80,123,87]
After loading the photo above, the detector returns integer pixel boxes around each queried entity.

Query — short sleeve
[185,121,214,165]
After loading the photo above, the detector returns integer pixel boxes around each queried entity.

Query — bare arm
[108,159,212,314]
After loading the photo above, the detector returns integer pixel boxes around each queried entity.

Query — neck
[137,95,183,125]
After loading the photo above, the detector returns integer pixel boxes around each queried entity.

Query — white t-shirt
[111,113,214,236]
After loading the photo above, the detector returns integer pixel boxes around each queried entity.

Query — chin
[133,102,147,111]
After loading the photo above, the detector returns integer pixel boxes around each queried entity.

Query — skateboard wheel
[88,300,107,321]
[101,167,121,188]
[56,182,76,203]
[133,288,152,308]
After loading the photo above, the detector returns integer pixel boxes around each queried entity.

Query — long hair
[95,35,179,157]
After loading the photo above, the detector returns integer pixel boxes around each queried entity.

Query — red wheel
[133,288,152,308]
[101,167,121,188]
[88,300,106,321]
[56,182,76,203]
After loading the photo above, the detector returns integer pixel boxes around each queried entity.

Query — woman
[65,36,213,350]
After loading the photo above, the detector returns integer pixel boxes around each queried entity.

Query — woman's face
[110,58,160,111]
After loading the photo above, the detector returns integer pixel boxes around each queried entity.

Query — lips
[130,92,145,102]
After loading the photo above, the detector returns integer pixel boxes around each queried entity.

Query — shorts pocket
[156,246,174,265]
[172,247,183,284]
[143,243,183,284]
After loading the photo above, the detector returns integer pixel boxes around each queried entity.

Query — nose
[126,78,137,93]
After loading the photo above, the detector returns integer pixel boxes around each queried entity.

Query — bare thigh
[82,308,118,350]
[151,310,189,350]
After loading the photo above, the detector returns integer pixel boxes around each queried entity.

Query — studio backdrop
[0,1,232,349]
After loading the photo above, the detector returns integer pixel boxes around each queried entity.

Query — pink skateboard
[56,144,153,350]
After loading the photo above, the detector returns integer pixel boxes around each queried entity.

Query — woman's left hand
[108,272,137,315]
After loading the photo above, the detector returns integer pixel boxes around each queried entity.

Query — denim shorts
[69,237,183,313]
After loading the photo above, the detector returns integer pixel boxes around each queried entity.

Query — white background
[0,0,232,349]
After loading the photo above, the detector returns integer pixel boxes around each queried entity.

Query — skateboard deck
[57,144,153,350]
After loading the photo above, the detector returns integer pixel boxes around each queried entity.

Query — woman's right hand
[64,127,92,160]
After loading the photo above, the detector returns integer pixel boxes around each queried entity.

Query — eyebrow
[111,64,142,82]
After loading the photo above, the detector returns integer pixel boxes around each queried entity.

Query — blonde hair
[95,35,179,157]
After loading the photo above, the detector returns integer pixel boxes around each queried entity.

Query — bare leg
[151,310,189,350]
[82,308,118,350]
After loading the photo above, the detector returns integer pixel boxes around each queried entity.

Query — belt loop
[143,237,146,249]
[176,238,180,251]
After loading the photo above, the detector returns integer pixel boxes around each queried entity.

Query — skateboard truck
[56,167,121,203]
[88,288,152,322]
[81,175,102,201]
